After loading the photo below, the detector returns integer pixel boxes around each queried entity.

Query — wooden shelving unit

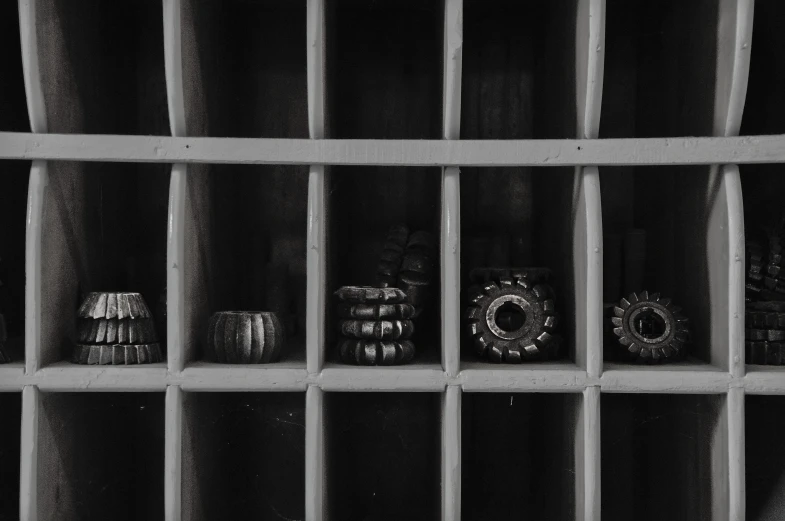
[2,0,785,520]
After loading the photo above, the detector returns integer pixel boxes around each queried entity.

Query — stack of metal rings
[746,301,785,364]
[376,225,435,318]
[745,233,785,364]
[335,286,416,365]
[74,292,162,365]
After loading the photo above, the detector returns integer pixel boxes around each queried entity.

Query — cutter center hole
[634,309,666,339]
[495,302,526,332]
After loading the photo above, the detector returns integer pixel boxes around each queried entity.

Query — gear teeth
[542,299,555,314]
[505,348,522,363]
[515,278,531,290]
[611,317,623,327]
[535,331,553,347]
[543,315,558,331]
[482,281,501,296]
[639,290,649,301]
[659,297,672,307]
[613,306,625,318]
[533,284,550,301]
[487,345,503,362]
[619,298,631,310]
[464,306,482,320]
[468,321,482,337]
[650,292,661,302]
[498,277,514,288]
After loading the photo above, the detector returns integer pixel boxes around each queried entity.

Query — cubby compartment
[0,1,28,132]
[0,163,30,365]
[601,0,719,137]
[740,1,785,135]
[740,164,785,370]
[747,395,785,520]
[39,162,169,367]
[325,392,441,520]
[0,393,21,520]
[601,393,728,521]
[181,392,305,521]
[36,392,164,520]
[461,392,580,520]
[35,0,168,135]
[460,168,578,367]
[326,167,441,366]
[180,0,307,138]
[461,0,578,139]
[600,166,728,369]
[182,165,308,366]
[327,0,443,139]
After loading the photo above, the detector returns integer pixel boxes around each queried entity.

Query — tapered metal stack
[74,292,162,365]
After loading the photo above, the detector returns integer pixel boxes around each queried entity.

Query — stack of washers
[74,291,162,365]
[746,235,785,364]
[335,286,416,365]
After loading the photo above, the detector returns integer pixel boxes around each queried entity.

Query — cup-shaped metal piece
[206,311,285,364]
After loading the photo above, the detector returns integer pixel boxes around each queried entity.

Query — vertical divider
[306,0,326,374]
[306,1,327,520]
[442,385,461,521]
[19,0,47,374]
[305,385,325,521]
[578,386,600,521]
[575,3,605,521]
[164,0,187,373]
[19,2,46,518]
[163,1,187,520]
[19,385,39,521]
[164,385,183,521]
[442,1,462,520]
[728,386,745,521]
[441,0,462,377]
[714,2,754,520]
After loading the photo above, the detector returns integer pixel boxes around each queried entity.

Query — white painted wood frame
[4,1,785,521]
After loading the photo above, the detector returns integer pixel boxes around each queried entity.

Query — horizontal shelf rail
[2,364,785,394]
[1,132,785,166]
